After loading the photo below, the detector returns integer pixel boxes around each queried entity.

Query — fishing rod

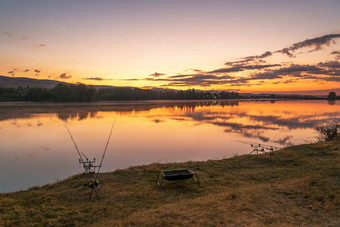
[64,115,117,172]
[234,140,285,165]
[234,140,281,150]
[64,121,84,163]
[63,115,118,200]
[97,115,117,173]
[64,121,95,175]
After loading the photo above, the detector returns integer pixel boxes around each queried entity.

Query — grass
[1,138,340,226]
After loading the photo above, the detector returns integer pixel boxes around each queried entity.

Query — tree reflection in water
[0,100,339,147]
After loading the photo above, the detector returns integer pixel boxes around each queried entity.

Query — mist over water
[0,100,339,192]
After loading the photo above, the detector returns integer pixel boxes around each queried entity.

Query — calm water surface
[0,100,339,192]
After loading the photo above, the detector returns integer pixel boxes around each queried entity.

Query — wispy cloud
[331,51,340,54]
[210,64,280,74]
[146,73,245,87]
[331,50,340,59]
[149,72,166,77]
[8,70,15,76]
[225,52,272,66]
[276,34,340,57]
[188,68,202,72]
[249,62,340,83]
[34,69,41,77]
[141,59,340,87]
[250,72,281,80]
[33,44,46,48]
[83,77,112,81]
[7,68,19,76]
[225,34,340,66]
[274,64,324,76]
[3,32,29,42]
[59,73,72,79]
[3,32,48,50]
[141,33,340,88]
[4,32,13,39]
[317,61,340,69]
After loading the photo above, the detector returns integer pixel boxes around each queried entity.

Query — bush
[315,122,340,142]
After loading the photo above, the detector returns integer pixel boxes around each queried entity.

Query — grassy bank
[1,139,340,226]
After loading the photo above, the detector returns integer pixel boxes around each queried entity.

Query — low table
[156,169,200,188]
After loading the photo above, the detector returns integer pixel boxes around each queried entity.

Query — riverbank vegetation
[315,122,340,142]
[0,138,339,226]
[0,83,240,102]
[2,83,340,102]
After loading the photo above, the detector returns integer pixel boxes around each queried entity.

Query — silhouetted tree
[0,86,27,101]
[51,83,97,102]
[328,91,336,100]
[26,87,52,101]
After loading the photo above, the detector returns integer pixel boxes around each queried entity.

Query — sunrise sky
[1,0,340,94]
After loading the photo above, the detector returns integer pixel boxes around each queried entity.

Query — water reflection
[328,99,336,105]
[170,102,340,146]
[0,100,339,192]
[0,101,240,121]
[1,100,339,146]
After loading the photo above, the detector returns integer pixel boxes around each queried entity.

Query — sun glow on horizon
[1,0,340,95]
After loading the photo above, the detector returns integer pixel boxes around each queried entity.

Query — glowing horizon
[1,0,340,95]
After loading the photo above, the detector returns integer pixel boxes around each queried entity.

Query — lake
[0,100,339,192]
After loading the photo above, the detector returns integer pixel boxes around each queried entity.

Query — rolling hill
[0,75,66,89]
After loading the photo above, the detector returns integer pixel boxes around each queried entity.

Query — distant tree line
[0,83,96,102]
[96,87,239,100]
[1,83,339,102]
[0,83,240,102]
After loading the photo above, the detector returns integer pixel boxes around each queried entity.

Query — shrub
[315,122,340,142]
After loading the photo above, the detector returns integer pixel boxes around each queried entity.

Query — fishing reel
[79,158,98,173]
[79,157,96,163]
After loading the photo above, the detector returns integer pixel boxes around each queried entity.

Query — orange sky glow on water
[1,0,340,94]
[1,100,339,192]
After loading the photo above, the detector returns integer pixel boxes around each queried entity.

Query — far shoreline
[0,98,337,106]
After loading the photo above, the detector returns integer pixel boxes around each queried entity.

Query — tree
[328,91,336,100]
